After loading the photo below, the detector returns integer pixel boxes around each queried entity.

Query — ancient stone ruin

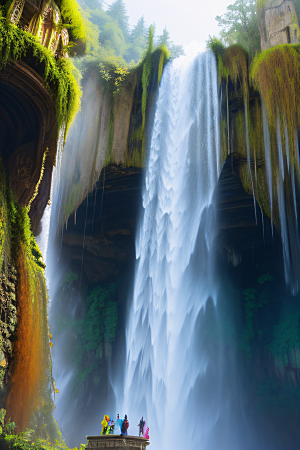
[259,0,300,49]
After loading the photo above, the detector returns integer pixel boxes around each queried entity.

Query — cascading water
[123,51,228,450]
[37,126,65,262]
[35,43,300,449]
[262,102,300,294]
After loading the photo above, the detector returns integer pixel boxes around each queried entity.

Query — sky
[103,0,234,50]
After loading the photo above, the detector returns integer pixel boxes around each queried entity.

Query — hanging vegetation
[223,44,249,96]
[0,157,55,437]
[59,0,86,41]
[0,7,82,138]
[251,45,300,133]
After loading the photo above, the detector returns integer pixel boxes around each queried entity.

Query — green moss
[60,0,85,41]
[207,36,225,60]
[158,44,170,85]
[63,182,83,222]
[141,26,154,134]
[251,45,300,131]
[223,44,249,96]
[247,44,300,224]
[0,7,82,138]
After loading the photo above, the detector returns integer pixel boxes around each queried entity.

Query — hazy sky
[103,0,234,49]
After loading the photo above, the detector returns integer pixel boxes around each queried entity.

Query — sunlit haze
[104,0,234,49]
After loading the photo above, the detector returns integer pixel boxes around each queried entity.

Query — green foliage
[99,21,127,57]
[158,45,170,84]
[215,0,260,58]
[0,7,81,138]
[78,0,182,67]
[0,158,44,271]
[29,400,62,444]
[1,429,86,449]
[157,27,184,59]
[142,26,154,132]
[63,270,78,286]
[106,0,129,40]
[268,313,300,364]
[249,44,300,220]
[73,283,118,378]
[127,16,146,62]
[0,409,16,437]
[257,273,275,284]
[207,35,225,60]
[60,0,86,41]
[250,44,300,130]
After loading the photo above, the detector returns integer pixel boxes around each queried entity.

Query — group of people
[100,414,149,439]
[101,414,129,436]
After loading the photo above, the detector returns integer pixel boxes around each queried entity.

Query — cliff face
[54,49,167,232]
[62,166,143,283]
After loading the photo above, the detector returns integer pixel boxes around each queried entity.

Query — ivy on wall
[0,7,82,138]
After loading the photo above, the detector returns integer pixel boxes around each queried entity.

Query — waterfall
[123,51,225,450]
[43,72,111,445]
[37,126,65,263]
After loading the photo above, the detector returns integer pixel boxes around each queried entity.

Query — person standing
[114,414,122,435]
[137,417,145,437]
[101,415,109,435]
[121,414,129,436]
[108,417,114,434]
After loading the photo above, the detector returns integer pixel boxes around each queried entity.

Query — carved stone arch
[37,0,61,50]
[7,0,25,25]
[56,27,69,58]
[0,61,57,234]
[28,11,41,35]
[61,28,69,47]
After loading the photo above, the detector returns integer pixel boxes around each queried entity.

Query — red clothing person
[122,414,129,436]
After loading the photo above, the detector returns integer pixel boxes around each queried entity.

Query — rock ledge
[86,435,150,449]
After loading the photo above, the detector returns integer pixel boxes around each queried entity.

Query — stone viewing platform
[86,435,150,449]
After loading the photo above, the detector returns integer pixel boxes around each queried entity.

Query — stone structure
[0,60,57,233]
[7,0,69,56]
[0,0,77,233]
[86,436,150,450]
[259,0,300,50]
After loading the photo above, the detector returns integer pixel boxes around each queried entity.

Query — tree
[130,16,146,44]
[106,0,129,40]
[80,0,103,10]
[215,0,260,58]
[126,16,147,62]
[158,27,170,47]
[157,27,185,59]
[99,21,127,57]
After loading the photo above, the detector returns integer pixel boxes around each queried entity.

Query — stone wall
[260,0,300,50]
